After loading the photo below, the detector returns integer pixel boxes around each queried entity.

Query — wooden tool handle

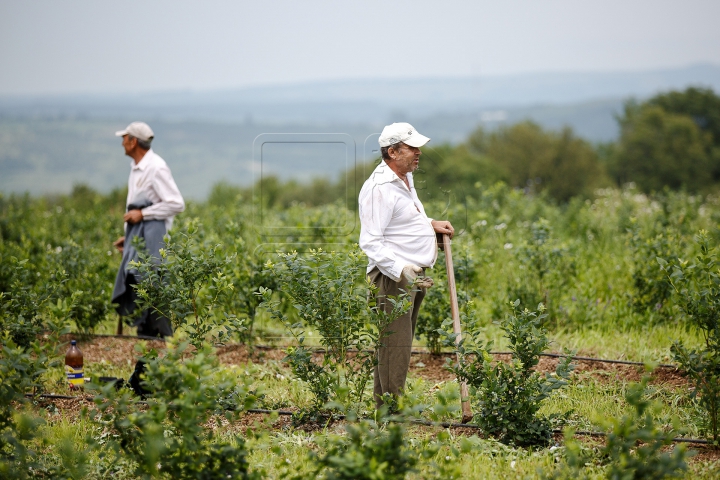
[443,233,473,423]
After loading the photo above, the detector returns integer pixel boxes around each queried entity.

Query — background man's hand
[431,220,454,239]
[402,264,434,288]
[113,236,125,254]
[123,209,143,224]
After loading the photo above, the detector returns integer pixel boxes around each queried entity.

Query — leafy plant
[0,338,47,478]
[659,230,720,444]
[628,221,676,316]
[50,240,114,332]
[502,219,573,323]
[259,248,410,411]
[131,219,246,348]
[539,427,598,480]
[87,335,261,479]
[309,415,417,479]
[302,395,461,480]
[544,378,690,480]
[0,330,78,478]
[0,257,62,348]
[599,376,690,480]
[447,301,574,446]
[215,220,278,345]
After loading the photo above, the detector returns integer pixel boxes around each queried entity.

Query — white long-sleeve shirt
[358,161,437,282]
[126,149,185,231]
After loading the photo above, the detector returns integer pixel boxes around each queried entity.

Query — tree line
[215,87,720,208]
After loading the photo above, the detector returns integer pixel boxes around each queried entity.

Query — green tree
[469,122,608,201]
[611,102,714,193]
[469,122,554,191]
[415,143,507,203]
[650,87,720,146]
[649,87,720,183]
[541,128,608,202]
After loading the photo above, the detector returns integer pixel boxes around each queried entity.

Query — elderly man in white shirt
[111,121,185,338]
[359,122,454,408]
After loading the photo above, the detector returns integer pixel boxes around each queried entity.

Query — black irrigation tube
[66,333,167,342]
[27,395,711,445]
[489,351,677,369]
[70,333,679,369]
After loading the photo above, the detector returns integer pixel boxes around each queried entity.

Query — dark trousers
[136,309,173,338]
[117,274,173,338]
[368,267,426,408]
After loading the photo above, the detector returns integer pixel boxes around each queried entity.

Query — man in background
[111,121,185,338]
[358,122,454,407]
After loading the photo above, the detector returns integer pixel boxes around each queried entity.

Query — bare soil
[42,335,716,463]
[66,336,688,388]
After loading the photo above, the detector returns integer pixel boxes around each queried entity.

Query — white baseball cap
[378,122,430,148]
[115,122,154,142]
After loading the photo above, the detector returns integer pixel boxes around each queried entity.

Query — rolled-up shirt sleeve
[140,164,185,221]
[359,186,405,282]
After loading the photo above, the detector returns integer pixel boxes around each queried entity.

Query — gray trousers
[369,267,426,408]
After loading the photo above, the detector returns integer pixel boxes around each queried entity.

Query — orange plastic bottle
[65,340,84,389]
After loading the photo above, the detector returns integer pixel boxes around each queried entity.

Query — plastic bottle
[65,340,84,389]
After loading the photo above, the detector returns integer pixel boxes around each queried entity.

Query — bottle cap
[71,340,77,345]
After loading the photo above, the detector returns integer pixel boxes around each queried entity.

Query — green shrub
[87,336,261,479]
[302,397,461,480]
[539,428,594,480]
[310,416,417,480]
[0,257,61,348]
[660,230,720,444]
[50,240,114,332]
[415,259,451,355]
[628,224,676,316]
[448,301,574,446]
[501,219,573,324]
[543,376,690,480]
[0,338,48,477]
[0,333,83,479]
[259,247,410,411]
[131,219,247,348]
[599,377,690,479]
[215,220,277,344]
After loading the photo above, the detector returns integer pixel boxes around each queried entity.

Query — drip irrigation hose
[27,394,709,445]
[67,333,679,369]
[489,351,676,369]
[65,333,167,341]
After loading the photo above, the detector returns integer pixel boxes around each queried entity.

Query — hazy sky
[2,0,719,96]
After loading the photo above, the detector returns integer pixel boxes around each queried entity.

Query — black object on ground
[127,360,150,399]
[97,376,126,390]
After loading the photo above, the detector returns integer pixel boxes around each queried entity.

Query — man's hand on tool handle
[402,264,434,288]
[431,220,454,239]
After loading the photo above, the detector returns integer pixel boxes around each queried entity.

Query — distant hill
[1,64,718,198]
[2,64,719,124]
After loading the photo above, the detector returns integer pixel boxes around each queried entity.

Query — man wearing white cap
[359,122,454,408]
[111,121,185,337]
